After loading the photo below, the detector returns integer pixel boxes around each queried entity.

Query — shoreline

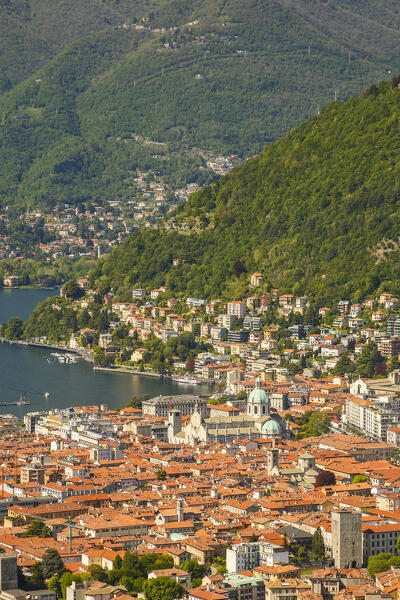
[0,338,93,362]
[94,366,168,378]
[93,365,213,385]
[0,339,213,384]
[1,286,58,290]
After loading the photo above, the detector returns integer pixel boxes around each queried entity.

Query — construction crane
[64,516,86,553]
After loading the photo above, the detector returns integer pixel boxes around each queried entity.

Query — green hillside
[89,77,400,304]
[0,0,153,89]
[1,0,400,210]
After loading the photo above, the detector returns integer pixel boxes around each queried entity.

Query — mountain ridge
[88,77,400,304]
[1,0,400,212]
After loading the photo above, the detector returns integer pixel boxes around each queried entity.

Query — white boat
[44,392,50,398]
[172,375,199,385]
[16,394,30,406]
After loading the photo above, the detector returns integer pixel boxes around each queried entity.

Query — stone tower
[177,498,184,522]
[266,448,280,476]
[168,409,182,439]
[0,554,18,590]
[331,511,362,568]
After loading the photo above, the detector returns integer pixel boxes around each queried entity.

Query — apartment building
[142,394,208,418]
[226,542,288,573]
[345,395,400,441]
[227,301,246,318]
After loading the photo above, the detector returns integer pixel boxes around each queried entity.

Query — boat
[16,394,30,406]
[44,392,50,398]
[172,375,200,385]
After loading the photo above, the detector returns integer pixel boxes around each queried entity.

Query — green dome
[248,387,268,404]
[262,419,281,434]
[248,377,268,404]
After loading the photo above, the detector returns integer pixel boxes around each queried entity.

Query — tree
[47,575,62,598]
[121,550,139,571]
[62,280,84,300]
[156,469,167,481]
[17,566,27,590]
[315,470,336,487]
[59,573,86,600]
[86,564,108,582]
[332,352,356,376]
[354,342,385,378]
[143,576,185,600]
[41,548,64,579]
[352,475,370,483]
[367,553,400,578]
[140,554,173,575]
[127,394,149,410]
[233,260,246,278]
[30,562,45,589]
[302,412,331,437]
[213,555,226,575]
[297,546,307,561]
[113,555,123,569]
[5,316,23,340]
[312,527,325,559]
[22,519,52,538]
[180,559,206,587]
[60,572,73,599]
[186,357,195,372]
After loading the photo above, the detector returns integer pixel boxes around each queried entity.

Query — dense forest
[1,0,400,210]
[89,77,400,304]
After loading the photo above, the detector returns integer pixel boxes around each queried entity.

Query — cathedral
[168,377,288,445]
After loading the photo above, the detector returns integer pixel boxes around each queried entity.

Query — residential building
[251,273,264,286]
[377,338,400,358]
[265,578,311,600]
[227,302,246,318]
[132,288,147,299]
[226,542,288,573]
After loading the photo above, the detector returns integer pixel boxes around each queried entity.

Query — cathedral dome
[262,418,281,435]
[248,377,268,404]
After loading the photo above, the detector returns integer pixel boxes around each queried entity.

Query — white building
[345,395,400,441]
[227,301,246,318]
[226,542,289,573]
[218,313,237,329]
[132,288,147,299]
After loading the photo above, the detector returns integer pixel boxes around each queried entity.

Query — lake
[0,288,210,415]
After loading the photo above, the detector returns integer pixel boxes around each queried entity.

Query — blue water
[0,287,57,321]
[0,289,210,415]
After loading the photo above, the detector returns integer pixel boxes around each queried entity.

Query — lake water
[0,288,210,415]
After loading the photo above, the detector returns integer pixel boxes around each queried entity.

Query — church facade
[168,378,288,446]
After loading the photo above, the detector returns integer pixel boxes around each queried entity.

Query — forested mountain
[0,0,153,90]
[89,77,400,304]
[1,0,400,209]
